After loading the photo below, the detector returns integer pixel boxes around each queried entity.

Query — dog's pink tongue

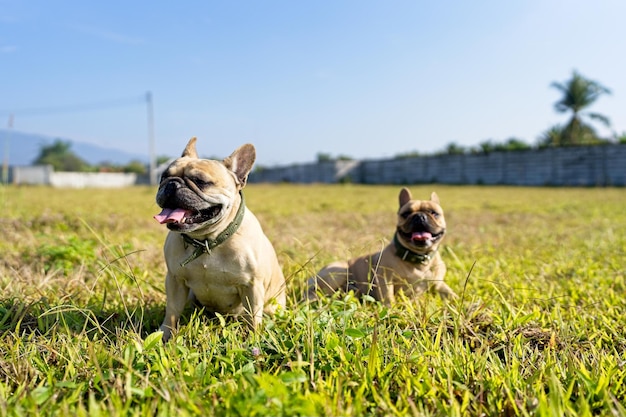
[154,208,192,224]
[411,231,432,241]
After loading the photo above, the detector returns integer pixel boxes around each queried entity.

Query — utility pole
[2,114,13,184]
[146,91,156,186]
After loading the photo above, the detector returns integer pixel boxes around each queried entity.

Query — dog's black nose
[164,179,180,193]
[412,213,428,227]
[157,177,185,206]
[162,177,185,194]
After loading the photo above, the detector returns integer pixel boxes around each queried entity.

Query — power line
[0,95,146,117]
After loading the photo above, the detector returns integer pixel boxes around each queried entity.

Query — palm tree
[551,71,611,145]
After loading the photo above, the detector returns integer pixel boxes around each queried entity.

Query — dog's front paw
[159,324,174,342]
[436,283,458,300]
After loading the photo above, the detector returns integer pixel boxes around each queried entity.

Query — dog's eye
[192,177,213,188]
[430,210,440,218]
[400,211,411,219]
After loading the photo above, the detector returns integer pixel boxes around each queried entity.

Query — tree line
[32,140,170,174]
[403,71,625,158]
[327,71,624,162]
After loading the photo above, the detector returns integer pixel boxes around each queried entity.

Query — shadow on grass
[0,296,242,342]
[0,297,165,340]
[0,291,568,359]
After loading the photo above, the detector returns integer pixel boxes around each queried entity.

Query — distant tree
[156,155,173,166]
[33,139,90,171]
[495,137,531,152]
[96,161,119,172]
[123,160,147,174]
[472,140,497,154]
[444,142,466,155]
[394,151,421,159]
[537,125,565,148]
[315,153,353,162]
[316,153,333,163]
[551,71,611,145]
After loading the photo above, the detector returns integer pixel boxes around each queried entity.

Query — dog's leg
[264,281,286,315]
[430,261,457,300]
[306,262,351,300]
[367,269,395,305]
[240,282,265,329]
[160,272,190,341]
[433,282,457,299]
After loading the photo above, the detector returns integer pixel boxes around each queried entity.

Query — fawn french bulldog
[154,137,285,341]
[307,188,456,303]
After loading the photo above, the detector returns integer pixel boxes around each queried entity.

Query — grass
[0,184,625,416]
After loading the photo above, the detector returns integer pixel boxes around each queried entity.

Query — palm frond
[551,71,611,126]
[550,81,567,93]
[585,112,611,127]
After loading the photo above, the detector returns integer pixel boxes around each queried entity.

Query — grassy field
[0,184,625,416]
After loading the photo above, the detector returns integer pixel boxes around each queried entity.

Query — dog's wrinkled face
[154,137,255,233]
[395,188,446,252]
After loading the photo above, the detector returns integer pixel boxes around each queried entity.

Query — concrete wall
[249,144,626,186]
[251,160,360,183]
[49,172,137,188]
[9,165,54,185]
[9,166,137,188]
[9,144,626,187]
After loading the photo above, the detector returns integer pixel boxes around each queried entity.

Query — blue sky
[1,1,625,166]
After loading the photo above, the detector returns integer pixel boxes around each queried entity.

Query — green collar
[393,233,435,265]
[180,191,246,267]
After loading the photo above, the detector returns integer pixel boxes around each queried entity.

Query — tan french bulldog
[154,137,285,341]
[307,188,456,303]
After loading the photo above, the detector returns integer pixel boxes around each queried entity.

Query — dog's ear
[224,144,256,186]
[181,137,199,158]
[430,192,440,205]
[399,187,412,208]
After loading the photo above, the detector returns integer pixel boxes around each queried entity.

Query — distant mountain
[0,130,147,166]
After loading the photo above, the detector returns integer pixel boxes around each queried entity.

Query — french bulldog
[306,188,456,303]
[154,137,285,341]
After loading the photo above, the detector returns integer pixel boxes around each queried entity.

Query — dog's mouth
[154,205,223,230]
[398,228,445,246]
